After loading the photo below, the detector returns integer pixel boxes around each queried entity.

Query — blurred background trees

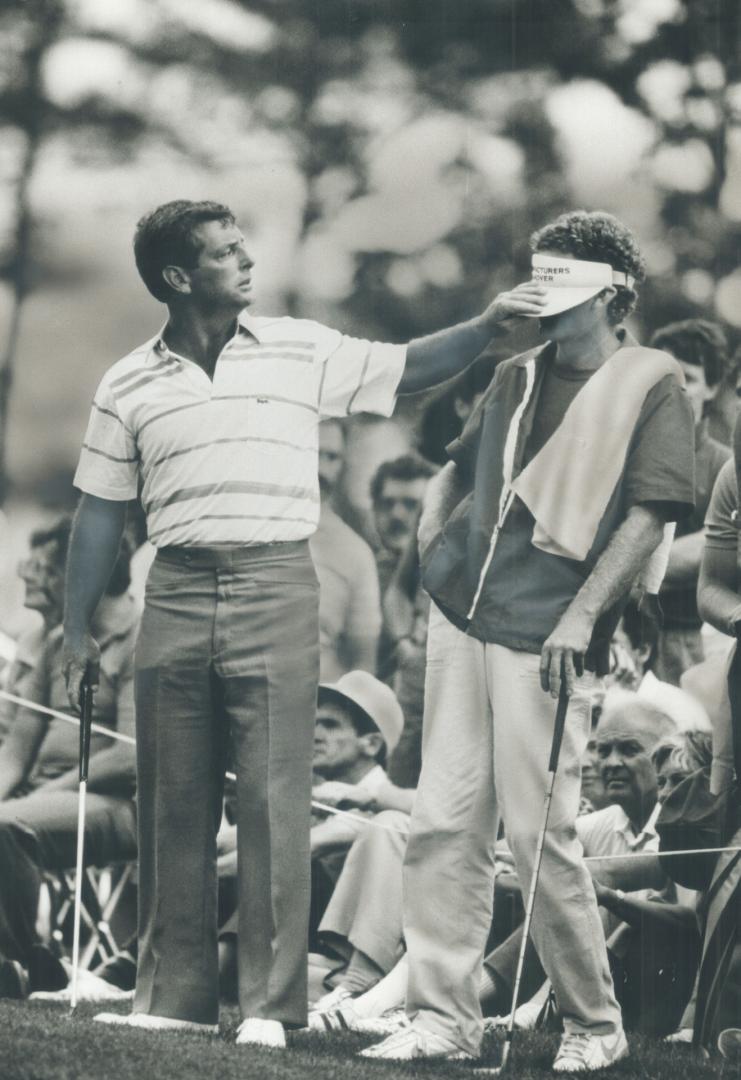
[0,0,739,504]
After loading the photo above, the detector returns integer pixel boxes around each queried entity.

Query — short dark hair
[530,210,646,325]
[133,200,235,302]
[370,452,436,505]
[649,319,729,388]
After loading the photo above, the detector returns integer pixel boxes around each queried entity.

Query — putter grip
[79,681,94,783]
[547,681,570,773]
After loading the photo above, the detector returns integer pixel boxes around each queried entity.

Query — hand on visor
[485,282,548,324]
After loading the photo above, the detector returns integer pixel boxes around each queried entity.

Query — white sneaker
[93,1012,218,1035]
[235,1017,286,1049]
[353,1008,411,1036]
[665,1028,693,1045]
[718,1028,741,1060]
[552,1028,628,1072]
[308,1001,361,1032]
[307,986,358,1030]
[358,1026,473,1060]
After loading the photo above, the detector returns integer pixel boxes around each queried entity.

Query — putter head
[475,1032,511,1075]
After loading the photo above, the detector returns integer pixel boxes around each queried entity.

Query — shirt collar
[615,800,660,851]
[150,314,261,363]
[237,312,263,343]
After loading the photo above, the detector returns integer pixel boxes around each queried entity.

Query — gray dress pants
[133,541,319,1026]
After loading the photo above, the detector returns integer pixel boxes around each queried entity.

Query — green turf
[0,1001,736,1080]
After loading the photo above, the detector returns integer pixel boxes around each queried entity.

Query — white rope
[1,684,737,857]
[0,688,136,745]
[0,688,406,835]
[583,846,741,862]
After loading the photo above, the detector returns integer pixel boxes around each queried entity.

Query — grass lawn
[0,1001,738,1080]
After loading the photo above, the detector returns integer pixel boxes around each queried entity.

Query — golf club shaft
[70,780,87,1010]
[71,678,94,1011]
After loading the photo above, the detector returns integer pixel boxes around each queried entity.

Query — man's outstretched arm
[63,493,127,710]
[399,283,546,394]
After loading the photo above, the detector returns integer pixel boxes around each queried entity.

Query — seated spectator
[310,420,382,682]
[0,529,138,998]
[649,320,731,685]
[0,520,69,741]
[308,810,412,1026]
[216,671,408,996]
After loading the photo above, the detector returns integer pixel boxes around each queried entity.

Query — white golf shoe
[235,1017,286,1048]
[552,1028,628,1072]
[358,1025,473,1060]
[93,1012,218,1035]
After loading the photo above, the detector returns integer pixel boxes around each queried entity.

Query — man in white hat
[365,210,696,1071]
[311,670,407,840]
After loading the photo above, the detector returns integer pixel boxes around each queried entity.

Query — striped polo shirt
[74,313,406,547]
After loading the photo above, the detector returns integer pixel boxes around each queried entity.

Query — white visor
[523,253,635,318]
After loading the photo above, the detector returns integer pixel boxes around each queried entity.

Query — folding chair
[41,863,136,970]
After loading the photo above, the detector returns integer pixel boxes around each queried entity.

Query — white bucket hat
[318,670,404,756]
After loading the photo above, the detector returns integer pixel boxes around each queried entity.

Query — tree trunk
[0,130,39,506]
[0,0,63,506]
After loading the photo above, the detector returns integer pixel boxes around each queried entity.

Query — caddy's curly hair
[530,210,646,325]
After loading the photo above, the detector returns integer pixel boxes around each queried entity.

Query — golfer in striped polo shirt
[62,199,546,1047]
